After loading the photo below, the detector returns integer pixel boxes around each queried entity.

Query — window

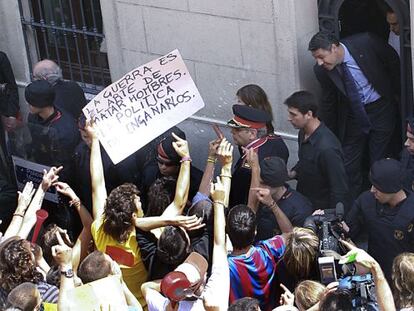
[19,0,111,94]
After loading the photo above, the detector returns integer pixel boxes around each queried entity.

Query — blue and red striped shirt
[228,235,285,311]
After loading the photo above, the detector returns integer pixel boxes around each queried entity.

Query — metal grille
[18,0,111,95]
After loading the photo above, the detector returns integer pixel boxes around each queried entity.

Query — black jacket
[314,32,400,141]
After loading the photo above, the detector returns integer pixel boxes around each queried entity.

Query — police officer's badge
[394,230,404,240]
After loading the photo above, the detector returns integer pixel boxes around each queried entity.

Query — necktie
[340,62,371,134]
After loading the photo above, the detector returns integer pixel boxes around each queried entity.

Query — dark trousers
[343,97,396,199]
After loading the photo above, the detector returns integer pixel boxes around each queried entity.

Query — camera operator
[344,158,414,280]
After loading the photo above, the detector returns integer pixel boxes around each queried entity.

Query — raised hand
[173,215,205,231]
[279,283,294,306]
[172,132,190,158]
[210,176,226,204]
[17,181,35,212]
[244,147,258,169]
[41,166,63,191]
[217,138,233,166]
[208,138,221,159]
[250,187,274,207]
[339,240,377,270]
[54,182,77,201]
[51,231,73,267]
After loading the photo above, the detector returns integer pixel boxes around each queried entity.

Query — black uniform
[27,109,80,172]
[346,191,414,279]
[255,185,313,242]
[400,148,414,193]
[295,122,349,211]
[229,135,289,208]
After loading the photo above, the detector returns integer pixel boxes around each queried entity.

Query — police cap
[227,104,271,129]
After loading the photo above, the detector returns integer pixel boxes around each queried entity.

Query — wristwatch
[61,268,74,278]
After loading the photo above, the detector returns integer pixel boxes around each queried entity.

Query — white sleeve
[145,288,169,311]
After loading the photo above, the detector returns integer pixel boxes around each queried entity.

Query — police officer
[227,104,289,208]
[251,156,313,241]
[401,117,414,192]
[345,158,414,279]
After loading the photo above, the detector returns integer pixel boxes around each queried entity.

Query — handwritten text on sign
[82,50,205,164]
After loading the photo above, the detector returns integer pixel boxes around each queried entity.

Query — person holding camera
[345,158,414,280]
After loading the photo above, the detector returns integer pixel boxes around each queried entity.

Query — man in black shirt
[247,154,313,241]
[345,158,414,279]
[285,91,349,211]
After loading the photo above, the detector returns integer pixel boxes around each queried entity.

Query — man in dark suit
[308,31,400,198]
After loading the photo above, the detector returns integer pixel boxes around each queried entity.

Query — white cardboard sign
[83,49,205,164]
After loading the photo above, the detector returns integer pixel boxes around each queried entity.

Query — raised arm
[55,182,93,272]
[3,182,35,239]
[160,132,191,218]
[85,123,107,220]
[252,187,293,238]
[203,176,230,310]
[53,231,75,311]
[245,148,260,212]
[18,166,62,239]
[198,139,221,196]
[340,240,396,311]
[216,138,233,209]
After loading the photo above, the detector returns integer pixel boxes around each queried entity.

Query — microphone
[335,202,345,221]
[31,209,49,243]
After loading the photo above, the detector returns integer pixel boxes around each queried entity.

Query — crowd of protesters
[0,26,413,311]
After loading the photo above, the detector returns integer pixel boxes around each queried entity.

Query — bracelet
[69,198,81,208]
[13,213,24,218]
[207,156,217,163]
[268,201,278,209]
[180,156,192,162]
[214,201,226,207]
[220,174,232,179]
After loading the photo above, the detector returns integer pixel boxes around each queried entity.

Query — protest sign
[12,156,59,203]
[83,49,205,164]
[64,275,128,310]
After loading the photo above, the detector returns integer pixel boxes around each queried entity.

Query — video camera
[304,203,379,310]
[339,274,378,311]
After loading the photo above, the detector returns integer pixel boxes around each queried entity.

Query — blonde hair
[392,252,414,309]
[283,227,319,279]
[295,280,325,310]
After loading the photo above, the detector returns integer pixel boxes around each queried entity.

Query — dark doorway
[318,0,413,131]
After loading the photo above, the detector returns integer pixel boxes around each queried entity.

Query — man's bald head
[33,59,62,85]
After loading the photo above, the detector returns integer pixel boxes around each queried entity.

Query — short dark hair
[7,282,39,311]
[226,204,256,249]
[77,251,112,284]
[319,290,353,311]
[157,226,190,266]
[146,177,176,217]
[228,297,260,311]
[308,31,339,51]
[40,224,74,265]
[284,90,319,117]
